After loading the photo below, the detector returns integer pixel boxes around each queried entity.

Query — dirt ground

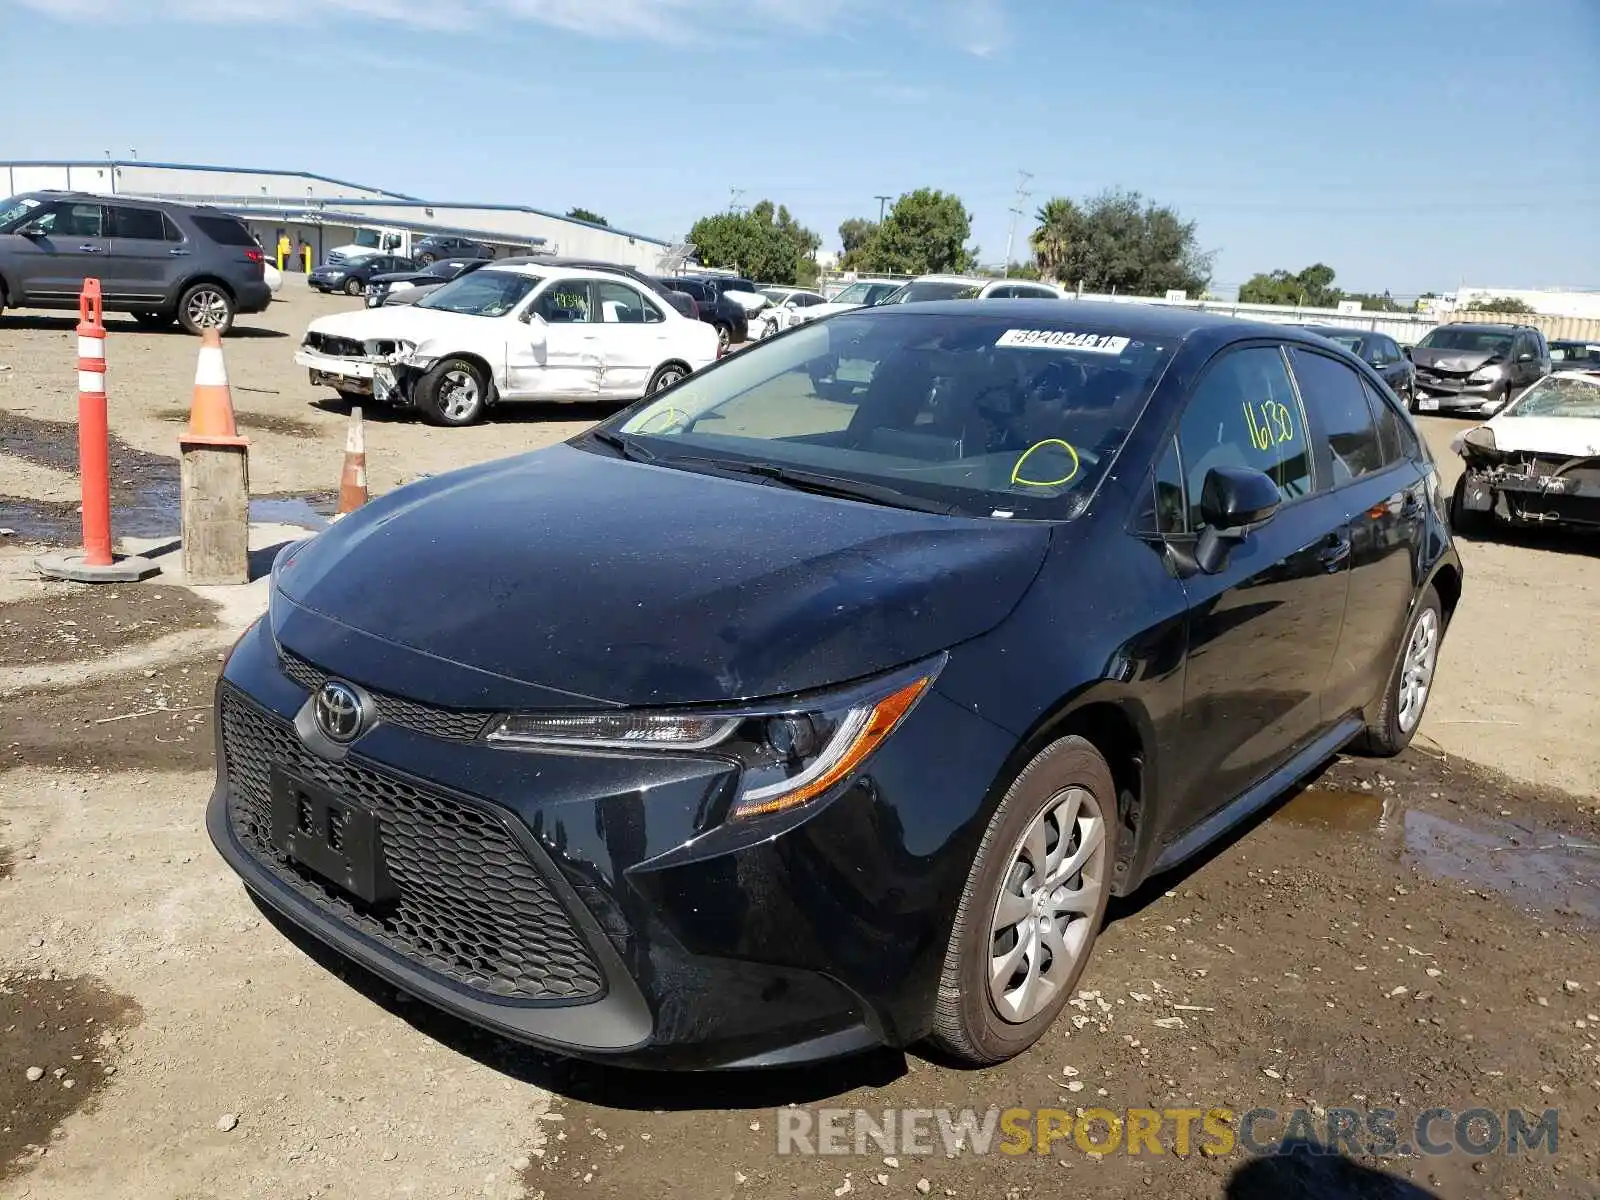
[1,288,1597,1199]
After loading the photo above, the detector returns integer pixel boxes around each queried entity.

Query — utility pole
[729,188,746,214]
[1002,169,1033,277]
[874,194,891,223]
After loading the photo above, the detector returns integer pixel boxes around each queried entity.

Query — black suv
[0,192,272,334]
[413,235,494,265]
[1410,323,1550,415]
[654,275,750,350]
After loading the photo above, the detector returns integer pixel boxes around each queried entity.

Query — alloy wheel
[988,786,1107,1024]
[184,288,229,330]
[439,370,481,421]
[1397,607,1440,733]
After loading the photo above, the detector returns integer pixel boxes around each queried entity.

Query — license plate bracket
[269,767,396,905]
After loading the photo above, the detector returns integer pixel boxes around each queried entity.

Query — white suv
[295,264,719,425]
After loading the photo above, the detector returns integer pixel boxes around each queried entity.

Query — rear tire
[177,283,235,335]
[1356,585,1444,757]
[714,322,731,354]
[417,358,489,427]
[926,735,1117,1066]
[646,362,688,395]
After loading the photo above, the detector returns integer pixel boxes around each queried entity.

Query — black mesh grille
[279,649,492,743]
[220,687,604,1002]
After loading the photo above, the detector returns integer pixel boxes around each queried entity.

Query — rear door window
[1289,348,1386,484]
[108,206,168,241]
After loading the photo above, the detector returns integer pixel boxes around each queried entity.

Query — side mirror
[1194,466,1281,574]
[17,219,47,238]
[1401,347,1413,360]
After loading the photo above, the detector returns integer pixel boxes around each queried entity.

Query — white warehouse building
[1,159,680,272]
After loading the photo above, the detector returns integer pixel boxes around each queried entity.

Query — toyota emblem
[314,680,365,743]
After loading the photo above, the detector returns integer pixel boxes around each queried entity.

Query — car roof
[911,274,985,285]
[1295,324,1367,337]
[1434,322,1537,334]
[860,297,1361,345]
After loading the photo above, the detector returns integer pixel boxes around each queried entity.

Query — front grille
[221,688,604,1002]
[280,649,493,743]
[305,332,367,358]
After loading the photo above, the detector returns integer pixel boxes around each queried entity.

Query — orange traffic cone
[337,406,368,515]
[178,327,247,448]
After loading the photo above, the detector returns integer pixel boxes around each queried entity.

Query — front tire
[1449,472,1490,538]
[1356,585,1444,757]
[177,283,235,335]
[417,253,437,266]
[417,358,489,426]
[927,735,1117,1066]
[344,277,364,297]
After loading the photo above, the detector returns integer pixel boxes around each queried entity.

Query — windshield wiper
[722,461,962,515]
[587,429,656,463]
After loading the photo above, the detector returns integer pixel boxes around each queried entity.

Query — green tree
[864,189,975,275]
[1239,263,1343,307]
[686,200,821,284]
[1029,189,1211,296]
[1465,295,1535,314]
[839,218,878,255]
[565,207,608,226]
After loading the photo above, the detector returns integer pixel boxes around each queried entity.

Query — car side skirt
[1149,714,1365,875]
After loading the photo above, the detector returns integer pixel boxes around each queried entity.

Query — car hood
[1479,415,1600,456]
[370,270,431,285]
[270,444,1050,710]
[801,300,865,320]
[1412,347,1502,372]
[303,304,491,342]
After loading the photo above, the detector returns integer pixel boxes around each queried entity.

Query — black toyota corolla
[208,301,1462,1069]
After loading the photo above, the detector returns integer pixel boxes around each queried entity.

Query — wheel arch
[995,684,1159,897]
[1428,559,1463,627]
[178,275,237,301]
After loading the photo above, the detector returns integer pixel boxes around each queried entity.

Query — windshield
[830,281,889,305]
[1551,343,1600,364]
[417,270,541,317]
[0,196,42,233]
[1418,327,1514,354]
[1507,375,1600,419]
[1317,331,1365,353]
[609,310,1175,519]
[882,280,983,304]
[760,288,792,302]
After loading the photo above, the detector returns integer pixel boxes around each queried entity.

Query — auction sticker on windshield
[997,330,1130,354]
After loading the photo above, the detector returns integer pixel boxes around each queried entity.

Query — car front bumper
[1413,376,1507,412]
[206,615,1014,1068]
[1458,462,1600,529]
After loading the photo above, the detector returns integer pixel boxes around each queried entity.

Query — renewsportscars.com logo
[775,1106,1561,1159]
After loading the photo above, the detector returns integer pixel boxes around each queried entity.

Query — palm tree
[1029,198,1078,283]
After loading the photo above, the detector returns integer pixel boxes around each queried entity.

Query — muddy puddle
[0,971,140,1183]
[0,486,334,544]
[1280,769,1600,925]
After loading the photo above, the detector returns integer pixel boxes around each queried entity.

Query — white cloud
[15,0,1009,53]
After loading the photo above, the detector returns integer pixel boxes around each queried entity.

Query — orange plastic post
[75,279,112,567]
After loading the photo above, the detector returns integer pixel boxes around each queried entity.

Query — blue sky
[3,0,1597,297]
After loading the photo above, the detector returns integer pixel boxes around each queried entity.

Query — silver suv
[0,191,272,334]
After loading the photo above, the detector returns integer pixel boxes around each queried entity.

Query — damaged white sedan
[1450,368,1600,536]
[294,264,719,425]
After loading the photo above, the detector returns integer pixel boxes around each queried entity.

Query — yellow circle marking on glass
[1010,439,1081,488]
[635,407,690,434]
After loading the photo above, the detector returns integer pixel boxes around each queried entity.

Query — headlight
[1469,364,1506,383]
[486,659,942,821]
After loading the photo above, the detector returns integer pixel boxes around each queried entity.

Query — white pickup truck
[325,227,410,265]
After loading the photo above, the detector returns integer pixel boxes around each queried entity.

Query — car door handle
[77,244,104,253]
[1317,532,1352,571]
[168,248,191,256]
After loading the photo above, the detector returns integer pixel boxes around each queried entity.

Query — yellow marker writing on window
[1243,401,1294,451]
[635,406,690,435]
[1010,439,1081,488]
